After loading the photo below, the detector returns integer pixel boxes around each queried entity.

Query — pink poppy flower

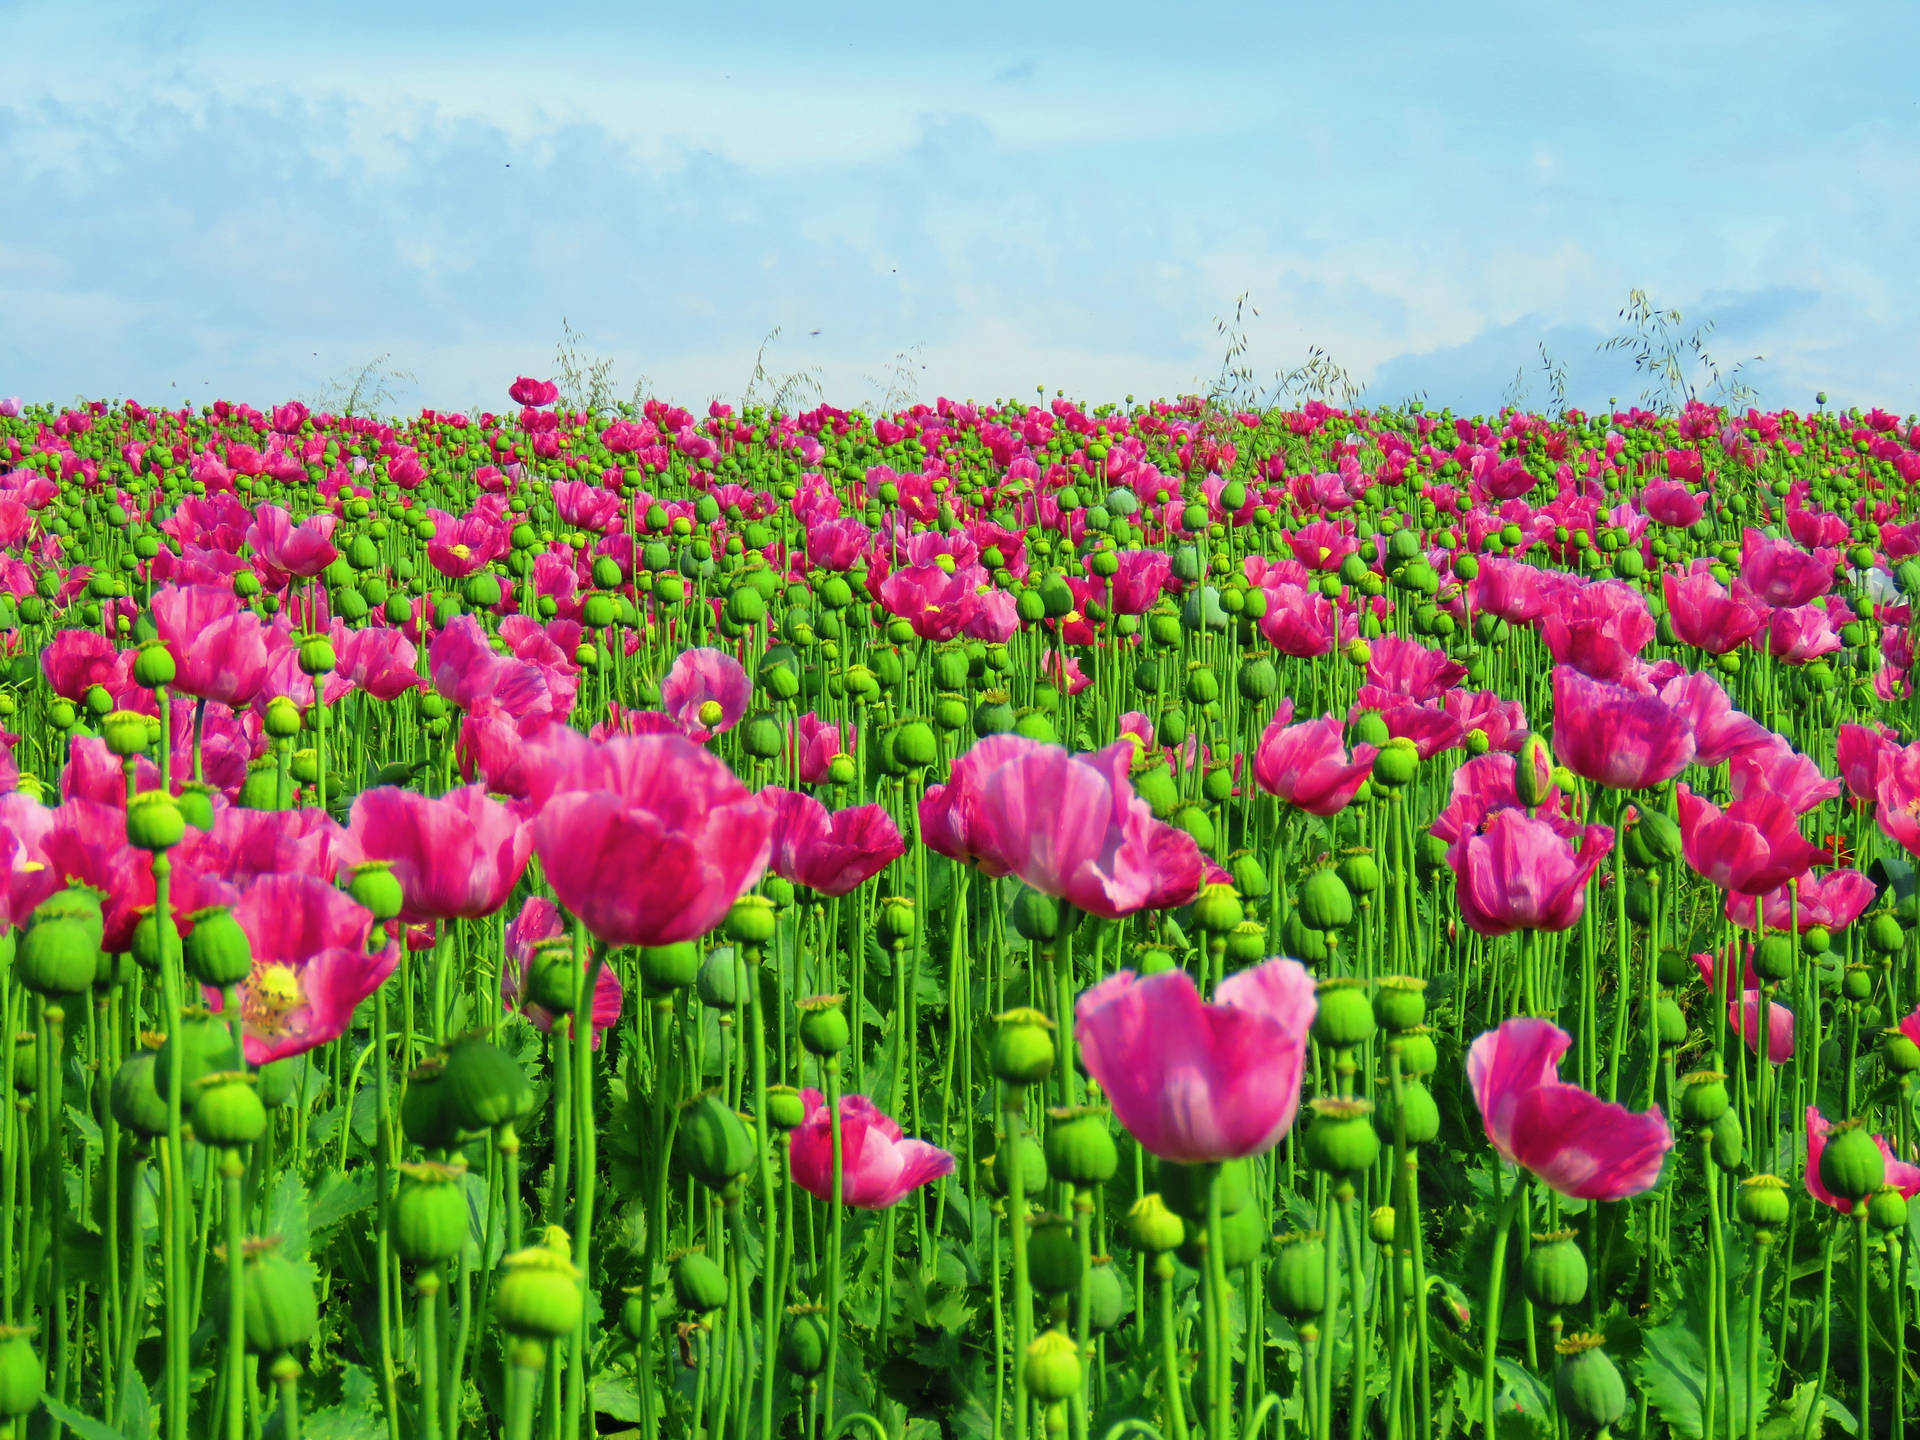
[1692,950,1794,1063]
[500,895,622,1044]
[1251,699,1377,816]
[763,787,904,897]
[787,1091,954,1208]
[660,647,751,743]
[1804,1108,1920,1213]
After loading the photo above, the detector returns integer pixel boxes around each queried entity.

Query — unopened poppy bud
[1516,734,1554,807]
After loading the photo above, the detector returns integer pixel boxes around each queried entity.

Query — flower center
[697,700,725,728]
[243,962,306,1038]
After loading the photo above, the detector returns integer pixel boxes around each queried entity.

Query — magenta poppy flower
[1657,671,1768,768]
[1836,722,1900,803]
[41,630,120,704]
[429,615,566,725]
[763,787,903,897]
[918,734,1035,875]
[345,785,532,923]
[660,647,751,743]
[1641,479,1704,528]
[1662,564,1767,655]
[1077,957,1316,1163]
[188,805,346,885]
[1739,528,1834,607]
[1430,752,1572,847]
[1466,1018,1671,1200]
[530,732,771,947]
[331,623,421,702]
[1251,699,1377,816]
[1874,744,1920,857]
[958,737,1204,920]
[500,895,622,1044]
[789,712,852,785]
[246,504,338,580]
[1691,950,1793,1064]
[1552,666,1695,790]
[1350,689,1463,760]
[1724,867,1876,933]
[1257,583,1339,658]
[1728,735,1840,816]
[787,1091,954,1208]
[1446,810,1613,937]
[877,563,980,642]
[1106,549,1172,615]
[1541,579,1655,682]
[1804,1108,1920,1213]
[152,584,270,707]
[1364,635,1466,704]
[1765,602,1843,665]
[509,377,560,407]
[41,799,231,951]
[1899,1003,1920,1052]
[1677,784,1830,895]
[1442,689,1529,754]
[219,873,397,1064]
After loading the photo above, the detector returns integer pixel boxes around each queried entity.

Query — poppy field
[0,378,1915,1440]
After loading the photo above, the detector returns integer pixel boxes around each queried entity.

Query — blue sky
[4,0,1915,416]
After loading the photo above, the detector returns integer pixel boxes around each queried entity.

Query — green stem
[1480,1175,1525,1439]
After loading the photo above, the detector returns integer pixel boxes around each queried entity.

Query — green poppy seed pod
[765,1085,806,1132]
[1237,655,1278,701]
[1024,1329,1082,1405]
[494,1246,584,1340]
[740,712,783,760]
[101,708,151,758]
[1169,801,1214,851]
[17,915,100,996]
[263,695,303,739]
[1027,1215,1082,1295]
[986,1136,1048,1200]
[780,1308,829,1377]
[1842,964,1872,1002]
[1223,921,1268,964]
[1226,850,1269,899]
[394,1162,470,1265]
[1554,1335,1628,1431]
[1371,738,1418,789]
[463,573,503,611]
[1267,1231,1327,1319]
[1818,1120,1885,1201]
[1156,1156,1251,1221]
[1297,869,1354,931]
[153,1010,239,1101]
[290,748,320,785]
[1709,1108,1744,1172]
[1516,734,1554,807]
[1336,851,1380,895]
[990,1008,1057,1086]
[1868,1184,1908,1233]
[1677,1071,1730,1128]
[1373,1078,1440,1146]
[695,948,744,1010]
[1083,1260,1126,1334]
[894,720,937,769]
[1181,1203,1266,1270]
[933,694,970,732]
[125,790,185,853]
[876,895,917,943]
[1395,1027,1439,1077]
[1522,1231,1589,1310]
[0,1326,43,1418]
[1867,912,1906,954]
[972,696,1016,738]
[1190,882,1244,936]
[678,1093,755,1191]
[174,782,216,832]
[797,996,849,1057]
[1044,1108,1118,1188]
[1011,887,1064,943]
[297,634,336,676]
[110,1048,169,1138]
[256,1056,297,1109]
[1751,934,1795,982]
[192,1072,266,1148]
[1368,1206,1396,1246]
[1736,1174,1790,1230]
[229,1240,319,1354]
[1655,995,1688,1048]
[1304,1098,1380,1176]
[1634,809,1682,864]
[1127,1194,1186,1254]
[132,639,177,690]
[1311,979,1376,1050]
[1883,1028,1920,1074]
[525,939,579,1015]
[638,942,701,993]
[440,1034,533,1132]
[671,1252,729,1313]
[183,906,253,988]
[580,593,617,629]
[401,1059,461,1151]
[1373,976,1426,1032]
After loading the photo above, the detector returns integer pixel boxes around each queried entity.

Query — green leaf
[1634,1297,1777,1439]
[66,1102,103,1151]
[263,1169,312,1261]
[307,1169,377,1236]
[115,1368,152,1438]
[39,1394,124,1440]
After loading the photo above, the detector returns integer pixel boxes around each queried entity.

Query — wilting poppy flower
[787,1091,955,1208]
[1466,1017,1671,1200]
[1076,957,1316,1163]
